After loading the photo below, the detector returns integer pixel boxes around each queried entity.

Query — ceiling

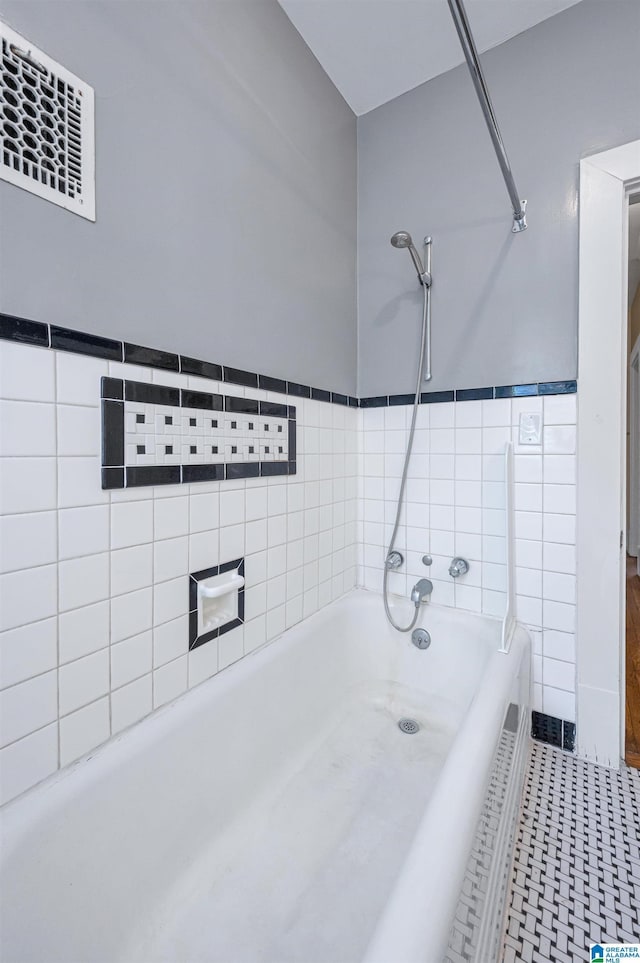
[279,0,584,115]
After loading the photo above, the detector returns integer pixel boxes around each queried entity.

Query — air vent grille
[0,21,95,219]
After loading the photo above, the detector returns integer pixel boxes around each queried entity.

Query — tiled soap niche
[0,328,358,806]
[357,389,578,726]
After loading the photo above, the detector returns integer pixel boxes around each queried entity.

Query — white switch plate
[518,412,542,445]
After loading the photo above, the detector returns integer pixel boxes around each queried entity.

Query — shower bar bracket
[447,0,527,234]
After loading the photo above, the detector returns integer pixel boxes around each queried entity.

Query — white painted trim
[630,336,640,563]
[577,139,640,768]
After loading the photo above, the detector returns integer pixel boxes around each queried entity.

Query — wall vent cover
[0,21,95,219]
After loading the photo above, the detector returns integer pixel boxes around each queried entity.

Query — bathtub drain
[398,718,420,734]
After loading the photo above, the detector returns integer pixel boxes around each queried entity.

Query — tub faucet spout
[411,578,433,605]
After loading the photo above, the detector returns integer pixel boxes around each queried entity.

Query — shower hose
[382,279,430,632]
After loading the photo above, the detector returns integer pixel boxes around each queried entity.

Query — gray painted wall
[357,1,640,397]
[0,1,357,394]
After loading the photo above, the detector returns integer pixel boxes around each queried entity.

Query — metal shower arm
[447,0,527,233]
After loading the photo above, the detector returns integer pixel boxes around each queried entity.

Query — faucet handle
[448,557,469,578]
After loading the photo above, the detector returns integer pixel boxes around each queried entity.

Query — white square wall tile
[111,631,153,689]
[481,398,511,427]
[543,484,576,515]
[58,601,109,664]
[543,455,576,485]
[59,697,110,766]
[0,512,57,574]
[543,629,576,663]
[0,723,58,805]
[189,492,219,534]
[58,457,108,509]
[153,656,188,708]
[542,686,575,722]
[543,425,576,455]
[244,615,266,655]
[0,670,57,748]
[0,618,57,689]
[0,458,57,515]
[514,455,542,483]
[56,351,108,406]
[153,576,188,626]
[0,565,57,632]
[111,500,153,549]
[515,566,542,598]
[153,615,188,667]
[188,639,219,687]
[154,496,189,541]
[111,588,153,644]
[430,402,454,429]
[543,513,576,545]
[543,542,576,575]
[516,594,542,627]
[219,625,244,670]
[543,600,576,633]
[514,511,543,541]
[514,484,542,512]
[111,674,152,735]
[455,428,482,454]
[59,553,110,612]
[0,342,55,402]
[59,649,110,716]
[58,506,110,561]
[543,393,576,425]
[543,571,576,604]
[154,536,189,584]
[0,401,56,456]
[220,523,245,560]
[111,544,153,597]
[189,531,219,572]
[57,405,100,457]
[455,400,483,428]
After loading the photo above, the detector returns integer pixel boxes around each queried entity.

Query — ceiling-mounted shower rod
[447,0,527,233]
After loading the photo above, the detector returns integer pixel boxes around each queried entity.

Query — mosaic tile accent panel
[501,743,640,962]
[101,377,296,487]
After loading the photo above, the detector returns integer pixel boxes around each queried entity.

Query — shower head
[390,231,413,249]
[390,231,429,284]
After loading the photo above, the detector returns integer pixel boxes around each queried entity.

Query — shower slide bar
[447,0,527,233]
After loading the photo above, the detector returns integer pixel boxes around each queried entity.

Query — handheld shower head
[390,231,413,249]
[390,231,430,284]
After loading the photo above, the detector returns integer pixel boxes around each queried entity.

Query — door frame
[577,139,640,768]
[629,334,640,566]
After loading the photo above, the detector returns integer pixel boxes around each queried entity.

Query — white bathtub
[0,589,529,963]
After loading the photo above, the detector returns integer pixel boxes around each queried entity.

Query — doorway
[577,140,640,769]
[626,196,640,766]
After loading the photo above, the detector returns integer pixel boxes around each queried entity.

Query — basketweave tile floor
[500,742,640,963]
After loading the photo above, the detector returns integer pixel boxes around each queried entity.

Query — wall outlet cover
[518,412,542,445]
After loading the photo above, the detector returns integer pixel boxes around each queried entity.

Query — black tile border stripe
[124,342,179,371]
[0,313,577,407]
[531,710,576,752]
[0,313,49,347]
[51,325,122,361]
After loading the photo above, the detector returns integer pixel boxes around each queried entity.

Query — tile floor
[501,742,640,962]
